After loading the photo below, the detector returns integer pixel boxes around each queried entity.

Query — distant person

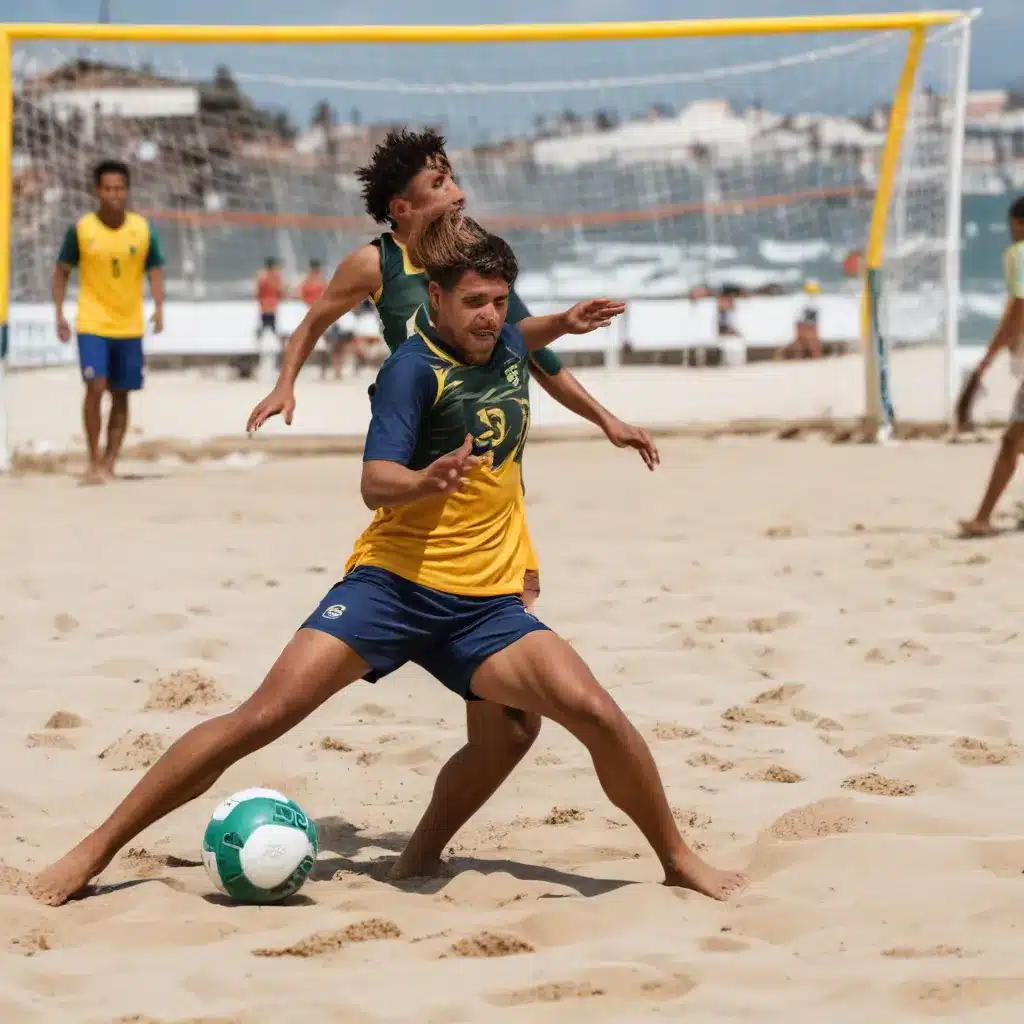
[52,158,165,485]
[349,297,385,371]
[716,289,741,339]
[843,249,865,279]
[299,259,345,379]
[255,258,285,351]
[957,195,1024,537]
[779,279,822,360]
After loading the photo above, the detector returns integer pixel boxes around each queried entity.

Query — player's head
[93,159,130,215]
[265,257,278,271]
[1009,196,1024,242]
[421,211,517,365]
[356,128,465,230]
[309,259,322,273]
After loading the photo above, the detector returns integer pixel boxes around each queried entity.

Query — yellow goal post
[0,12,974,468]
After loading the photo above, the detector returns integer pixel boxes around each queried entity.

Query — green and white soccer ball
[201,788,318,904]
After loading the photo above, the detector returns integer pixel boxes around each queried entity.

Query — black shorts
[259,312,277,332]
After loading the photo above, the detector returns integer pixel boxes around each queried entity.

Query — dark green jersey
[371,231,562,375]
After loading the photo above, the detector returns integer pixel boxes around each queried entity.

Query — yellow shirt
[346,306,532,597]
[58,212,164,338]
[1005,241,1024,300]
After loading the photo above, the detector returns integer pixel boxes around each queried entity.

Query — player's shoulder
[496,320,527,359]
[1006,240,1024,261]
[125,211,151,233]
[74,211,98,235]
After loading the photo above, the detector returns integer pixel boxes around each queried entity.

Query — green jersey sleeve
[530,345,563,376]
[145,225,165,269]
[57,225,79,266]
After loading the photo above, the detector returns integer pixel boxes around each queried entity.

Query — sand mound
[143,669,224,711]
[43,710,85,729]
[99,731,166,771]
[489,980,606,1006]
[319,736,353,752]
[652,723,699,740]
[722,706,788,727]
[544,807,586,825]
[752,684,805,704]
[767,798,866,841]
[448,932,535,958]
[748,764,804,783]
[951,737,1019,767]
[883,945,973,959]
[0,862,28,895]
[253,919,403,958]
[841,773,917,796]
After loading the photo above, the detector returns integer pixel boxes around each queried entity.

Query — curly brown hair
[356,128,451,226]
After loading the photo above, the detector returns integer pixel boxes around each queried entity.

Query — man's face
[429,270,508,365]
[95,172,128,215]
[1010,216,1024,244]
[392,155,465,227]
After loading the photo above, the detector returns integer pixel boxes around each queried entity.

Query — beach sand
[3,429,1024,1022]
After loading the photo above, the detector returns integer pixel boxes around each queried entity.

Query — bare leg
[960,424,1024,536]
[390,702,541,878]
[521,569,541,612]
[471,631,748,901]
[28,630,368,906]
[102,389,130,480]
[82,378,107,485]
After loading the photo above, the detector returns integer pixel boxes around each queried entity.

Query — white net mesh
[7,21,971,419]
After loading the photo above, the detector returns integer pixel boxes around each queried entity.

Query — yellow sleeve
[1007,245,1024,300]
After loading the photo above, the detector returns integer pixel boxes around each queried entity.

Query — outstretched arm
[247,244,382,432]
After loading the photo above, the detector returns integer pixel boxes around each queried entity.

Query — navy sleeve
[506,287,531,325]
[57,225,79,266]
[363,350,437,465]
[530,345,563,376]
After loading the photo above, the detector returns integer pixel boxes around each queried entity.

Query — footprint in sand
[901,978,1024,1015]
[119,847,202,878]
[686,752,735,772]
[353,703,395,722]
[52,613,79,634]
[752,684,804,705]
[544,807,586,825]
[186,637,230,662]
[883,944,976,959]
[951,737,1019,767]
[25,733,74,750]
[652,723,700,741]
[697,935,751,953]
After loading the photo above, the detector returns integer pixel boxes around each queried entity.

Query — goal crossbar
[0,13,966,45]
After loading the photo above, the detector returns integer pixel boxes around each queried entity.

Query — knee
[560,687,624,738]
[110,390,129,412]
[226,699,292,752]
[505,708,542,751]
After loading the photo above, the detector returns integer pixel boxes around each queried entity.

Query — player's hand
[150,307,164,334]
[603,417,660,471]
[247,384,296,434]
[420,434,482,495]
[56,316,71,344]
[562,298,626,335]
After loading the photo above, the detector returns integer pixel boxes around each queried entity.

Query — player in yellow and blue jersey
[53,159,165,485]
[30,225,746,909]
[959,195,1024,536]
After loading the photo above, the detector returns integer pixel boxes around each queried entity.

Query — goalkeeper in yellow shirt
[52,159,165,484]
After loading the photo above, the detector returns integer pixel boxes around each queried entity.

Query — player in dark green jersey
[247,129,656,879]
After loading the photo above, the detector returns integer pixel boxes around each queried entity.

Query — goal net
[4,15,973,439]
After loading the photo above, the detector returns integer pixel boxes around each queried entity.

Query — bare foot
[388,849,445,881]
[958,518,998,538]
[80,466,107,487]
[665,852,749,902]
[27,841,111,906]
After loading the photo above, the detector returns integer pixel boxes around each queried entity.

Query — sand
[3,429,1024,1022]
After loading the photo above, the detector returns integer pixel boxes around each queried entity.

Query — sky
[3,1,1021,140]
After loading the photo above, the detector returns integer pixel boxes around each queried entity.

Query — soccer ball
[201,788,318,904]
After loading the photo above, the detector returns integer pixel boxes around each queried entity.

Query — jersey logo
[503,361,521,388]
[322,604,346,620]
[129,246,137,256]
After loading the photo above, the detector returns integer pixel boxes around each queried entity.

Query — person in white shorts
[959,195,1024,537]
[350,297,385,369]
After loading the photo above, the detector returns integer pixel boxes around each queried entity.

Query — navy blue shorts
[300,566,550,700]
[77,334,144,391]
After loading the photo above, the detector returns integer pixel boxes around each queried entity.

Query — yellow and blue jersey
[346,305,532,597]
[57,212,164,338]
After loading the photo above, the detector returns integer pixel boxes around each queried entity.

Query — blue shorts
[300,566,550,700]
[77,334,144,391]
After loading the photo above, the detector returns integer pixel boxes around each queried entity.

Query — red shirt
[256,270,284,313]
[299,272,326,306]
